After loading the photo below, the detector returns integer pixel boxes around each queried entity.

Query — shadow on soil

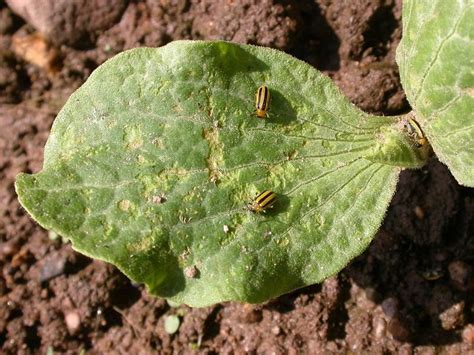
[289,1,341,71]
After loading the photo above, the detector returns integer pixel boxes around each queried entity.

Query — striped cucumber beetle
[247,190,277,213]
[405,117,427,148]
[255,85,271,119]
[421,266,444,281]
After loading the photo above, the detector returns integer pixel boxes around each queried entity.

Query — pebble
[64,311,81,333]
[164,315,180,334]
[381,297,399,319]
[439,301,465,330]
[448,261,473,292]
[271,325,281,335]
[6,0,128,46]
[373,316,386,338]
[462,324,474,345]
[11,32,59,73]
[39,253,66,282]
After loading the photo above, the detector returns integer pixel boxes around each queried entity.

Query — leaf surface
[16,41,420,306]
[396,0,474,186]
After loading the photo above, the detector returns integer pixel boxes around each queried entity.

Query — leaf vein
[413,6,467,104]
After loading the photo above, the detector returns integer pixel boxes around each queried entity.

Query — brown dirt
[1,0,473,353]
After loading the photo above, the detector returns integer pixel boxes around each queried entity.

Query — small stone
[381,297,399,319]
[65,311,81,333]
[448,261,473,292]
[39,253,66,282]
[164,315,180,334]
[271,325,281,335]
[48,231,59,241]
[6,0,127,46]
[373,316,386,338]
[462,324,474,344]
[184,265,199,279]
[439,301,465,330]
[11,32,59,73]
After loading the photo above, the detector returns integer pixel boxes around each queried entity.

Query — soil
[1,0,473,353]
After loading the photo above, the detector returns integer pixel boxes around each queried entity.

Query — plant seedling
[15,0,473,307]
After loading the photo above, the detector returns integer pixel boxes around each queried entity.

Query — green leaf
[396,0,474,186]
[16,41,422,306]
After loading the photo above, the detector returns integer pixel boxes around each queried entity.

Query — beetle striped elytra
[406,117,427,148]
[248,190,277,213]
[421,266,444,281]
[255,85,271,119]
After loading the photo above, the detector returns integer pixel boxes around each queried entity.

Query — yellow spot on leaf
[118,199,131,211]
[124,125,143,150]
[127,236,154,253]
[203,127,224,183]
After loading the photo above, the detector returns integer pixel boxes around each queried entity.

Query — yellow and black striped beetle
[421,266,444,281]
[406,117,427,148]
[248,190,277,213]
[255,85,271,119]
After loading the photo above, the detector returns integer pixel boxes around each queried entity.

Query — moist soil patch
[1,0,473,353]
